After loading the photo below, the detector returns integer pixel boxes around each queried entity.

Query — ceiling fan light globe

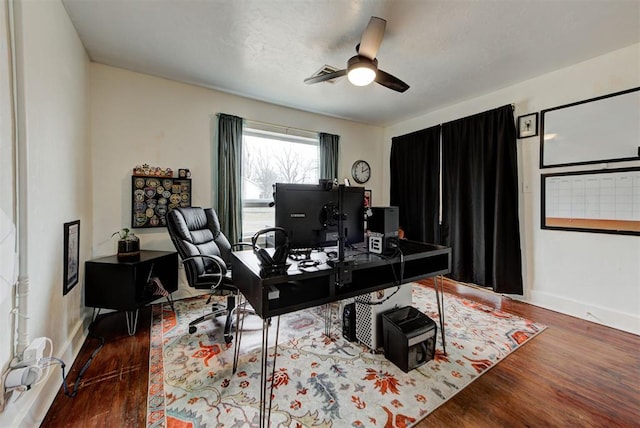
[348,67,376,86]
[347,55,378,86]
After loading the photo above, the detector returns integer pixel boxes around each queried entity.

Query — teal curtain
[318,132,339,180]
[217,113,243,242]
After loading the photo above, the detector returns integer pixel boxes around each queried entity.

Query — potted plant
[112,228,140,261]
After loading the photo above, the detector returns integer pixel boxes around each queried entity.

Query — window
[241,125,319,240]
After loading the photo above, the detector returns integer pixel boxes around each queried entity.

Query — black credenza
[85,250,178,334]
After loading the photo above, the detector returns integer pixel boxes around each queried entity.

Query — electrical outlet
[14,337,48,368]
[24,337,47,365]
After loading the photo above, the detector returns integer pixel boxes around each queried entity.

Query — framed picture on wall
[517,113,539,138]
[63,220,80,295]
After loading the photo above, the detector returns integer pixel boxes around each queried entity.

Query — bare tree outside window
[274,145,316,184]
[241,130,319,239]
[244,146,280,198]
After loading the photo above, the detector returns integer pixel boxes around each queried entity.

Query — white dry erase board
[540,88,640,168]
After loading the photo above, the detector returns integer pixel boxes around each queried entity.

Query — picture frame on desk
[63,220,80,295]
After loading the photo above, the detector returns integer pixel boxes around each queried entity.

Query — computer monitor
[336,185,366,248]
[274,183,364,252]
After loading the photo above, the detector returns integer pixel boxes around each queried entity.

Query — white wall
[90,64,384,265]
[0,0,16,382]
[0,0,91,425]
[384,44,640,334]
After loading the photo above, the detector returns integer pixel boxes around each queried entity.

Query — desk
[85,250,178,335]
[231,240,451,427]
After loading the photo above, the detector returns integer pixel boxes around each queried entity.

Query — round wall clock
[351,160,371,184]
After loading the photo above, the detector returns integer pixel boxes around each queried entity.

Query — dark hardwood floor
[417,279,640,427]
[42,307,152,427]
[42,279,640,427]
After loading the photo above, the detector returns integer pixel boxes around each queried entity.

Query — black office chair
[166,206,253,343]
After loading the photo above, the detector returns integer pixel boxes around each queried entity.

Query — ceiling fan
[304,16,409,93]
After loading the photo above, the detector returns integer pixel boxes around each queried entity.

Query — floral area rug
[147,283,545,427]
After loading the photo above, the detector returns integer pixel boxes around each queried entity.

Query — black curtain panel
[390,126,441,243]
[441,105,523,294]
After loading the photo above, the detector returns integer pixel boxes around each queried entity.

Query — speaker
[342,302,357,341]
[367,206,399,254]
[251,227,289,267]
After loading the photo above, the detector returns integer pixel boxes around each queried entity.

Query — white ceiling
[61,0,640,127]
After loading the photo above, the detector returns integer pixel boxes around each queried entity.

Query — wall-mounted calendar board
[541,167,640,235]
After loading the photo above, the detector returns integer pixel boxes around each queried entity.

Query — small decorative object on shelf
[178,168,191,178]
[112,228,140,261]
[133,163,173,177]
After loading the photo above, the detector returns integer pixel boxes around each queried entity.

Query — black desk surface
[231,240,451,318]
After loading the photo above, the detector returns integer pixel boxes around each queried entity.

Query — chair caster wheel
[224,335,233,344]
[189,326,197,334]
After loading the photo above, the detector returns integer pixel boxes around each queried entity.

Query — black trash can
[381,306,437,372]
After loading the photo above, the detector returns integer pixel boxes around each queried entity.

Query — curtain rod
[246,119,319,136]
[440,103,516,127]
[216,113,319,136]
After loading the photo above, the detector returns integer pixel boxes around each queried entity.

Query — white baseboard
[0,315,89,427]
[527,290,639,335]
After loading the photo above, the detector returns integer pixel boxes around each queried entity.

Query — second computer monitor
[274,183,364,250]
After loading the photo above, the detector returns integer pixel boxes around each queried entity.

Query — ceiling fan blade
[358,16,386,60]
[304,69,347,85]
[375,69,410,93]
